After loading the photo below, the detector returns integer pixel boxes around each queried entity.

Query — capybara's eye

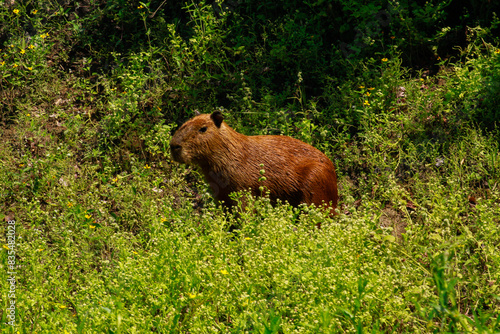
[199,126,207,133]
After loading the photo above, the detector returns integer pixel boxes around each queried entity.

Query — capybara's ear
[211,111,224,128]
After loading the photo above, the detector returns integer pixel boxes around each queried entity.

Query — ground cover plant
[1,0,500,332]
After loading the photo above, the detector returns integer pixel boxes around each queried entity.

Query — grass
[1,1,500,332]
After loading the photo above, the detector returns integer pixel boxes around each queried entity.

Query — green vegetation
[1,0,500,332]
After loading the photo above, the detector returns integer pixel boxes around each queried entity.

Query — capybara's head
[170,111,225,165]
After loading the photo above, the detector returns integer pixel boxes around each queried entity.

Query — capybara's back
[170,111,338,214]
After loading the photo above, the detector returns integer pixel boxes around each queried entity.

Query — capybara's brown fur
[170,111,338,215]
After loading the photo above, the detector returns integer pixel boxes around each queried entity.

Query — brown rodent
[170,111,338,215]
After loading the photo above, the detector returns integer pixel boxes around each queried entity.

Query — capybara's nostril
[170,144,181,152]
[170,144,182,162]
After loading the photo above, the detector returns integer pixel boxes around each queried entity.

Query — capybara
[170,111,338,215]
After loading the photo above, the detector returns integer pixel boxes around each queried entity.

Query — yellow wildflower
[368,87,375,90]
[138,5,144,9]
[67,202,73,207]
[495,49,500,54]
[12,64,18,68]
[13,9,20,15]
[364,100,370,106]
[188,292,197,299]
[89,225,96,229]
[366,92,371,96]
[220,269,229,275]
[144,164,151,169]
[381,58,388,62]
[85,214,91,219]
[32,10,38,14]
[359,85,365,89]
[20,49,25,54]
[1,61,5,66]
[2,244,9,250]
[29,44,35,49]
[28,67,33,71]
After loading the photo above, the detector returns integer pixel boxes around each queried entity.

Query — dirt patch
[380,206,407,242]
